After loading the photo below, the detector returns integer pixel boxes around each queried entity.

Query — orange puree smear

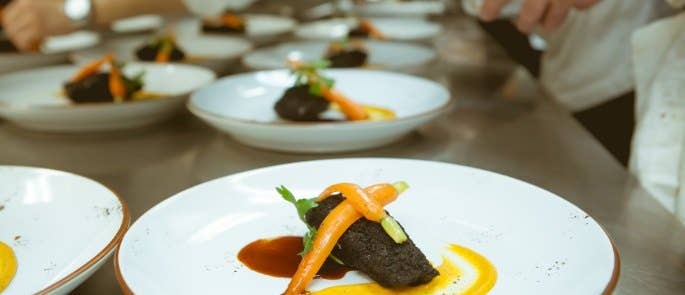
[311,244,497,295]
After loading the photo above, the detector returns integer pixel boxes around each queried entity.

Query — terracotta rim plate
[114,158,619,294]
[188,69,451,153]
[242,40,435,71]
[0,63,216,132]
[0,166,130,294]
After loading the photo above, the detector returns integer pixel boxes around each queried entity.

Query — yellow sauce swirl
[0,241,17,292]
[311,244,496,295]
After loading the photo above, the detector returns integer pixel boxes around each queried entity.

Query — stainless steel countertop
[0,15,683,295]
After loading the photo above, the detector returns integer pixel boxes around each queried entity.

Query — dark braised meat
[202,13,246,34]
[347,27,369,38]
[64,73,142,103]
[324,41,368,68]
[274,85,330,122]
[135,38,185,62]
[305,194,439,288]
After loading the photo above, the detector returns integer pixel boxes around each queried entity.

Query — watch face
[65,0,91,21]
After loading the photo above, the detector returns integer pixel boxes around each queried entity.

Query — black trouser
[478,20,634,166]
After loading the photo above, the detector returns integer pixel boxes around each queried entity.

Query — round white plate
[189,69,450,153]
[115,158,619,294]
[0,166,130,295]
[339,0,446,17]
[71,35,251,73]
[242,40,435,71]
[174,14,296,39]
[0,31,100,75]
[295,17,441,41]
[111,15,164,34]
[0,63,216,132]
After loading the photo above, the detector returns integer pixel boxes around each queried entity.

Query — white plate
[111,15,164,34]
[0,63,216,132]
[0,31,100,75]
[242,40,435,71]
[188,69,450,153]
[295,17,441,41]
[0,166,130,295]
[174,15,297,39]
[115,158,619,294]
[339,0,446,17]
[71,35,251,73]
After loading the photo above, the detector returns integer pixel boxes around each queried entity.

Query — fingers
[542,0,572,31]
[2,0,42,52]
[574,0,600,10]
[516,0,547,33]
[481,0,511,21]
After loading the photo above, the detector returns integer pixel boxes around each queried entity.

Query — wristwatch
[63,0,93,28]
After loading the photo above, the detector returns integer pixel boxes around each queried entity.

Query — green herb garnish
[277,186,319,256]
[291,60,335,97]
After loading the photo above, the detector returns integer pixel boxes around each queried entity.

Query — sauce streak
[237,236,353,280]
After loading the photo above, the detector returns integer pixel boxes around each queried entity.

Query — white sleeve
[182,0,256,17]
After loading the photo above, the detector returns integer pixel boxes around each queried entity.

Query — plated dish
[115,158,619,294]
[0,31,100,75]
[71,35,251,73]
[338,0,446,17]
[175,14,296,40]
[242,40,435,71]
[189,68,450,152]
[111,14,164,34]
[0,61,215,132]
[295,17,441,41]
[0,166,130,294]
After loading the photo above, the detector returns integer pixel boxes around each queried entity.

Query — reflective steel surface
[0,13,682,295]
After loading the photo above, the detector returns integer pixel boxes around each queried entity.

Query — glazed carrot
[221,13,244,28]
[359,19,386,40]
[283,184,404,295]
[155,44,171,63]
[70,54,112,82]
[317,182,407,243]
[321,88,369,121]
[108,60,126,102]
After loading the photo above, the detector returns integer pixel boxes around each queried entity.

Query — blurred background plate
[295,17,441,41]
[0,63,215,132]
[0,166,129,295]
[242,40,435,71]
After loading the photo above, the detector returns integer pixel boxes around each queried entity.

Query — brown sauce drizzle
[237,236,353,279]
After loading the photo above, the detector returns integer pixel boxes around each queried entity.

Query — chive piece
[381,216,408,244]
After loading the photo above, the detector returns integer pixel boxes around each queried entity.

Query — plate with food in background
[189,60,450,153]
[338,0,446,17]
[174,13,296,43]
[0,166,129,295]
[242,40,435,71]
[0,55,215,132]
[0,30,100,75]
[114,158,619,294]
[295,17,441,41]
[71,34,251,74]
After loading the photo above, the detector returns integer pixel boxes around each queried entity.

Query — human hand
[2,0,74,51]
[480,0,601,33]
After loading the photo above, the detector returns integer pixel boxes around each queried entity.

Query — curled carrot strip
[359,19,386,40]
[70,54,112,82]
[317,183,386,222]
[108,59,126,102]
[283,183,401,295]
[321,88,369,121]
[221,13,244,28]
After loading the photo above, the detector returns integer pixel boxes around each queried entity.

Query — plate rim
[0,165,131,295]
[187,68,452,128]
[111,158,620,294]
[0,63,216,111]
